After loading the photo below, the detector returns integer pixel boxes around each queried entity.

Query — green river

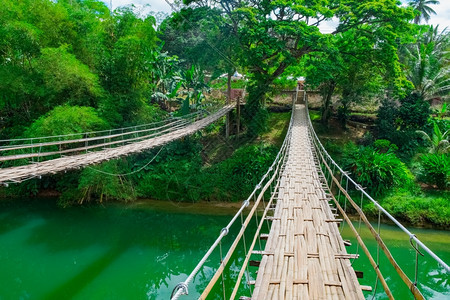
[0,199,448,299]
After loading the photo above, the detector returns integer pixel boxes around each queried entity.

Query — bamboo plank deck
[251,104,364,300]
[0,105,234,184]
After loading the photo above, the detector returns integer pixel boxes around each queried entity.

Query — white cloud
[428,2,450,30]
[106,0,172,13]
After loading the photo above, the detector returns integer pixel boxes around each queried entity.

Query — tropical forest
[0,0,449,299]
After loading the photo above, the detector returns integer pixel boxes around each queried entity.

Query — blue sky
[103,0,450,31]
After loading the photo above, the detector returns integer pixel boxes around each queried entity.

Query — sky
[103,0,450,31]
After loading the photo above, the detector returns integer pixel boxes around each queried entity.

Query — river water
[0,199,448,299]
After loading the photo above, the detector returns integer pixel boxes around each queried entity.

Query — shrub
[418,153,450,189]
[201,144,278,201]
[397,92,430,131]
[375,98,398,140]
[358,131,374,146]
[65,160,137,206]
[372,190,450,227]
[373,139,398,153]
[24,105,109,138]
[343,146,410,196]
[246,107,269,137]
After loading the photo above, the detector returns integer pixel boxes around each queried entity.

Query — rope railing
[0,119,191,162]
[229,146,289,299]
[170,100,296,300]
[304,95,450,298]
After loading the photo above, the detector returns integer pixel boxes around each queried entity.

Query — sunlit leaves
[34,46,103,107]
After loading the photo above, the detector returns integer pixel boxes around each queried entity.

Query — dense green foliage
[24,106,109,138]
[0,0,448,230]
[323,137,449,226]
[342,145,411,196]
[418,153,450,189]
[0,0,161,139]
[366,190,450,227]
[375,92,431,158]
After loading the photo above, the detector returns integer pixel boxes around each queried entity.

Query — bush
[201,144,278,201]
[373,139,398,153]
[24,105,109,138]
[397,92,430,131]
[375,93,430,159]
[343,146,411,195]
[375,98,398,140]
[418,153,450,189]
[368,190,450,227]
[246,107,269,137]
[358,131,374,146]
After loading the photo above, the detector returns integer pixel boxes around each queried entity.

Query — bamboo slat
[251,105,364,300]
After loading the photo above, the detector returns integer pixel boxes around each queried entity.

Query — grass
[350,112,376,117]
[201,111,291,165]
[260,112,291,147]
[309,109,321,121]
[365,189,450,229]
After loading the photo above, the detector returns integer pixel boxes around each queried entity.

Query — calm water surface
[0,199,448,299]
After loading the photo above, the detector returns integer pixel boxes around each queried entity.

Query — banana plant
[180,65,210,115]
[150,50,183,111]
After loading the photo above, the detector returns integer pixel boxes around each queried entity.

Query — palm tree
[399,25,450,101]
[408,0,440,24]
[416,122,450,154]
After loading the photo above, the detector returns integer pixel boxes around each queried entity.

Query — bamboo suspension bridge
[0,93,448,299]
[169,96,450,299]
[0,105,233,184]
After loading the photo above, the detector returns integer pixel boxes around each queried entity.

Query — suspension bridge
[0,104,233,184]
[170,97,450,299]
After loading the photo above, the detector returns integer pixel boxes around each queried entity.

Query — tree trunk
[321,82,336,124]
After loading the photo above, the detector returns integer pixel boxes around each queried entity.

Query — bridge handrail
[0,105,230,165]
[0,118,189,153]
[170,102,296,300]
[0,119,191,162]
[304,97,450,273]
[0,109,206,147]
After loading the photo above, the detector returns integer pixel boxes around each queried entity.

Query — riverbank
[1,109,448,229]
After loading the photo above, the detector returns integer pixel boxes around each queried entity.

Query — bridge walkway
[251,104,364,299]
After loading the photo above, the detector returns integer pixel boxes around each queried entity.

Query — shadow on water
[9,200,243,298]
[45,245,125,299]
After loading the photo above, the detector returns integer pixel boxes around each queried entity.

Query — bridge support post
[226,72,231,139]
